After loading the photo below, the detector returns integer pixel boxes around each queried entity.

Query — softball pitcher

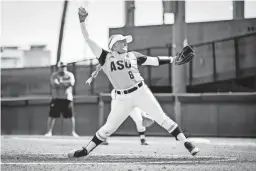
[86,64,154,146]
[68,7,199,158]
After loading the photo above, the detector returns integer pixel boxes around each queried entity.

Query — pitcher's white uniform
[111,89,147,133]
[95,50,178,141]
[68,8,199,158]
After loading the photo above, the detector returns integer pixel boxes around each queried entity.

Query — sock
[177,133,187,144]
[138,131,146,140]
[171,126,188,143]
[85,135,103,153]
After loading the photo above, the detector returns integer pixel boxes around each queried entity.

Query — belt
[116,82,143,95]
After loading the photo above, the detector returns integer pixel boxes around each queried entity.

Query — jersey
[51,71,75,101]
[99,50,147,90]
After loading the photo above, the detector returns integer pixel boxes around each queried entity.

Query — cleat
[101,141,109,145]
[184,141,199,156]
[141,139,149,145]
[68,147,88,158]
[44,132,52,137]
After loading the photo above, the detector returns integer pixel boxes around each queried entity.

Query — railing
[84,30,255,94]
[188,32,256,85]
[1,32,256,97]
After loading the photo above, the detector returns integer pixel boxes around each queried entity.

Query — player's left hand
[174,45,195,65]
[142,115,154,127]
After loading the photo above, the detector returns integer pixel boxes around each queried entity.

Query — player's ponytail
[85,64,102,85]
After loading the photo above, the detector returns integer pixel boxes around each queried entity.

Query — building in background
[0,46,24,68]
[1,45,51,68]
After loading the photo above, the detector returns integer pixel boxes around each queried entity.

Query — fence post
[172,1,186,126]
[50,65,54,95]
[189,46,193,86]
[98,93,105,129]
[147,48,151,86]
[90,59,94,95]
[212,43,217,82]
[168,46,172,87]
[234,38,240,78]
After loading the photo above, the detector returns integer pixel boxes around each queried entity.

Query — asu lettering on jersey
[97,50,147,90]
[110,60,131,72]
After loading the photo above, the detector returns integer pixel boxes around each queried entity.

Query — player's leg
[129,108,148,145]
[62,100,79,137]
[92,99,133,150]
[45,117,55,136]
[68,97,133,158]
[135,85,199,156]
[45,99,60,136]
[101,97,117,145]
[70,117,79,137]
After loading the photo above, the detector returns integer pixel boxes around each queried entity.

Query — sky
[1,0,256,65]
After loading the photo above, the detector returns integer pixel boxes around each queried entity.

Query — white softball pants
[112,99,146,133]
[96,82,178,141]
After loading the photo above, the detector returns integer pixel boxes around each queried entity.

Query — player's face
[113,40,128,53]
[59,66,67,73]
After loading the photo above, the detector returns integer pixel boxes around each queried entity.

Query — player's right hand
[78,7,88,23]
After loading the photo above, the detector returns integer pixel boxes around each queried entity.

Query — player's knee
[137,126,146,133]
[96,131,107,141]
[96,129,108,141]
[159,117,178,133]
[97,124,118,140]
[133,117,143,126]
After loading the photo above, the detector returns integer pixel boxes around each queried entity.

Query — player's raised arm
[78,7,108,65]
